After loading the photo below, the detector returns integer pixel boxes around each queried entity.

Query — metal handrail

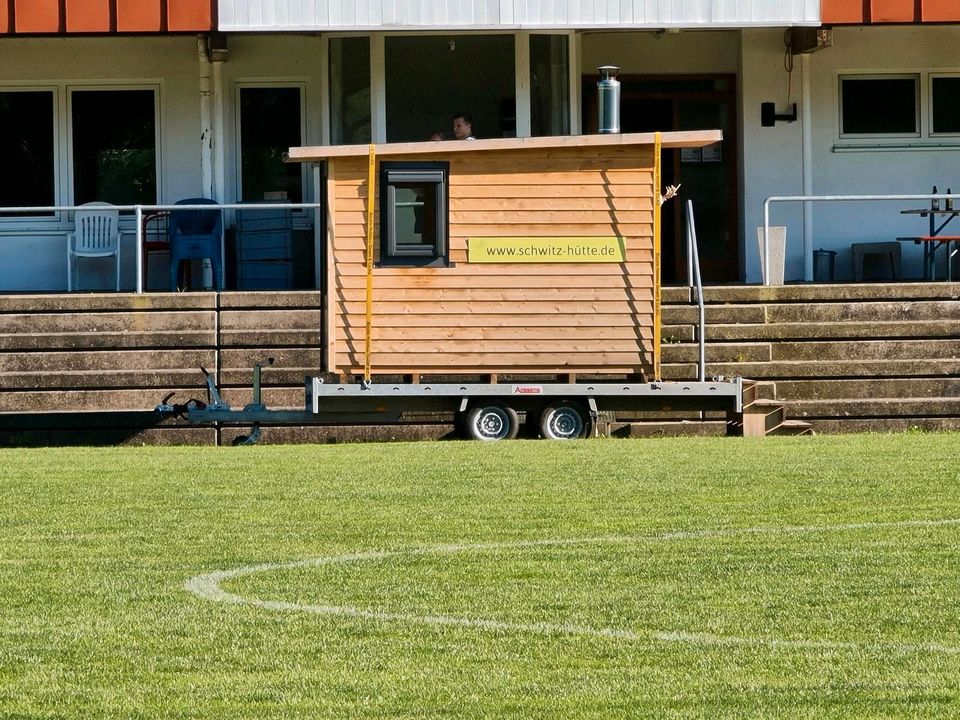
[685,200,706,382]
[0,202,323,293]
[762,192,960,285]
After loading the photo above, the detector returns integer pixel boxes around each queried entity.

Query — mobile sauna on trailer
[160,130,744,442]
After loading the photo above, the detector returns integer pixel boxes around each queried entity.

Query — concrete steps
[662,282,960,434]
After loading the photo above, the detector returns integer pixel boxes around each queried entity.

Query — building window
[71,88,157,206]
[530,34,570,137]
[379,162,448,266]
[931,76,960,135]
[384,35,515,142]
[0,90,55,212]
[330,37,371,145]
[839,75,919,137]
[239,86,304,202]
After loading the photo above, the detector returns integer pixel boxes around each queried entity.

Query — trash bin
[813,249,836,282]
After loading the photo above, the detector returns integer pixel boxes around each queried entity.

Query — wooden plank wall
[332,145,656,378]
[0,292,322,445]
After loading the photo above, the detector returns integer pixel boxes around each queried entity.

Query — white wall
[581,29,739,75]
[217,35,325,207]
[740,29,805,283]
[0,37,202,291]
[741,25,960,282]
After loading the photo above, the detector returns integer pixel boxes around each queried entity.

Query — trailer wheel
[464,403,519,441]
[539,402,590,440]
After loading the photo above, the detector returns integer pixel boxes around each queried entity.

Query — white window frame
[325,30,579,144]
[526,30,576,138]
[66,82,162,208]
[0,85,60,225]
[838,73,920,141]
[233,80,308,208]
[929,73,960,138]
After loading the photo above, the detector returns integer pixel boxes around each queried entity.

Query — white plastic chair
[67,202,121,291]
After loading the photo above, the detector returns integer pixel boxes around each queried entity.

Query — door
[583,75,739,284]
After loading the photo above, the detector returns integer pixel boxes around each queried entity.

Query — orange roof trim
[823,0,960,23]
[5,0,214,34]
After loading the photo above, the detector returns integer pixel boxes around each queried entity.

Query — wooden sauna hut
[286,130,722,383]
[165,130,739,443]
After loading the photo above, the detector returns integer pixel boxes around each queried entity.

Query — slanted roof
[822,0,960,24]
[286,130,723,163]
[0,0,215,35]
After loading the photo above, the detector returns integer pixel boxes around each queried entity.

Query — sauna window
[839,75,919,137]
[379,163,448,267]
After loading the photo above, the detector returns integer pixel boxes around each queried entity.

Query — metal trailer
[156,360,742,445]
[156,198,741,445]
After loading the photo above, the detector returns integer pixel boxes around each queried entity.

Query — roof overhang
[1,0,215,35]
[220,0,820,32]
[822,0,960,24]
[286,130,724,164]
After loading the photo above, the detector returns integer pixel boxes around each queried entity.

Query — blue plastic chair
[168,198,223,290]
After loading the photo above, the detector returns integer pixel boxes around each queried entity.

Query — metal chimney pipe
[597,65,621,134]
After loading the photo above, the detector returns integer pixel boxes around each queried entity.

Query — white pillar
[801,53,814,282]
[514,31,531,138]
[198,37,213,199]
[370,33,386,143]
[569,32,582,135]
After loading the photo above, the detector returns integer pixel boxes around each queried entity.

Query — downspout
[198,37,215,288]
[211,44,227,289]
[212,57,226,203]
[801,53,813,281]
[198,37,214,199]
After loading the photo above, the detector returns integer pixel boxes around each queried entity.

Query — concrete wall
[741,25,960,282]
[581,29,740,75]
[217,35,325,207]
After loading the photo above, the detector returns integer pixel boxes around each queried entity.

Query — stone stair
[661,282,960,434]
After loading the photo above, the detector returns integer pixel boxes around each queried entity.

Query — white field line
[185,517,960,655]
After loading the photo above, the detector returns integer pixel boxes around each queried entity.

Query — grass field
[2,434,960,718]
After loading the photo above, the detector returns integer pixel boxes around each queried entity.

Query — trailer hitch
[155,360,275,446]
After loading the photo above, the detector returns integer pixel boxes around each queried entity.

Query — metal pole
[364,145,376,385]
[135,205,143,294]
[653,132,662,381]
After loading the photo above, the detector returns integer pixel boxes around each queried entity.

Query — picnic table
[898,195,958,280]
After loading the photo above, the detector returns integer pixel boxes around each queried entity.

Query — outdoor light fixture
[206,32,228,62]
[761,102,797,127]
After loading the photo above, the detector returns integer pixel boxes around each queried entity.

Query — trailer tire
[539,401,590,440]
[464,403,519,441]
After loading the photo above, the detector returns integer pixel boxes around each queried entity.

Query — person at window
[452,113,476,140]
[429,130,445,141]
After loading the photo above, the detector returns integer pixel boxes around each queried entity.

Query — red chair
[140,211,169,290]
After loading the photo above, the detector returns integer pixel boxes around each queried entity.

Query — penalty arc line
[185,517,960,656]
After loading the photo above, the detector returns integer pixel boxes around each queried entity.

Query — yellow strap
[653,132,662,382]
[364,144,376,383]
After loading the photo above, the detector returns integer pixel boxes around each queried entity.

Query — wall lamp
[206,32,229,63]
[761,102,797,127]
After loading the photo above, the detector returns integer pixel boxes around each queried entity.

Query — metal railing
[762,192,960,285]
[684,200,706,382]
[0,202,323,293]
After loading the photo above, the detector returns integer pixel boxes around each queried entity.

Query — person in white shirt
[452,113,476,140]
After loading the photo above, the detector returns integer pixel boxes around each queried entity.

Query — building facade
[1,0,958,290]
